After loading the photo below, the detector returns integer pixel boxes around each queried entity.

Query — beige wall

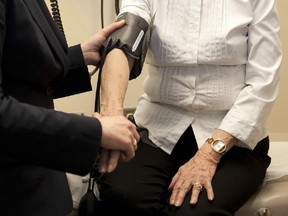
[47,0,288,141]
[268,0,288,141]
[45,0,118,116]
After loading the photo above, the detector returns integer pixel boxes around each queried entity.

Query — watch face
[213,140,226,153]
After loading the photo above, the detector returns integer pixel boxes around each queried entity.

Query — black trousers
[96,126,270,216]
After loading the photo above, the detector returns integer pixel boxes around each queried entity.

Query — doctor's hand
[81,20,125,66]
[93,113,139,173]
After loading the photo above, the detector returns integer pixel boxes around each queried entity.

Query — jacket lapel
[23,0,70,72]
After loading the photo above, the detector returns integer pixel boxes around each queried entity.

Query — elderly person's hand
[168,130,236,206]
[168,143,218,206]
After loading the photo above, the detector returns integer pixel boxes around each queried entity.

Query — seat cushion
[236,142,288,216]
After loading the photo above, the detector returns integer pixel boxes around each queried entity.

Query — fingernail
[175,201,180,206]
[99,166,105,173]
[107,164,115,172]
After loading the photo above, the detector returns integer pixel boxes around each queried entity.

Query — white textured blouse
[120,0,282,154]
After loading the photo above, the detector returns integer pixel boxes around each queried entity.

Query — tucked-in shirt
[120,0,282,154]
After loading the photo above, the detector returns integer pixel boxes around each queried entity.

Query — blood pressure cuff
[101,12,150,80]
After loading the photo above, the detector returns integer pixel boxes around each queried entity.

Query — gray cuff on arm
[101,12,151,80]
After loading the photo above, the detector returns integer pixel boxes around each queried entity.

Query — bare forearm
[100,48,134,116]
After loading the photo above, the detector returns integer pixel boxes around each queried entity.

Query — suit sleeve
[53,44,92,98]
[0,3,100,175]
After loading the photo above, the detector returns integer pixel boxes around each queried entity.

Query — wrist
[200,143,222,164]
[100,104,124,116]
[80,43,90,65]
[206,138,227,155]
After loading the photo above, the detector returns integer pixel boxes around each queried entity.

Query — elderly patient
[92,0,282,216]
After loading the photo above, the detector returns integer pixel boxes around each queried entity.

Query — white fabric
[66,173,88,209]
[66,173,101,209]
[120,0,282,154]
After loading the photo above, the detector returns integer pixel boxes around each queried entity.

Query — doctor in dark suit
[0,0,139,215]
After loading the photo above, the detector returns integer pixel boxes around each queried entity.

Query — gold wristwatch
[206,138,226,155]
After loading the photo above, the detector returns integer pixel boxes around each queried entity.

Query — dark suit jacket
[0,0,102,215]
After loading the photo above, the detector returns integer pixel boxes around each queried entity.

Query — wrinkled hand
[168,148,219,206]
[81,20,125,66]
[93,113,139,173]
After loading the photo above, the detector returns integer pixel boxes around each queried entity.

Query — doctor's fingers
[98,149,120,173]
[98,116,136,147]
[98,149,121,173]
